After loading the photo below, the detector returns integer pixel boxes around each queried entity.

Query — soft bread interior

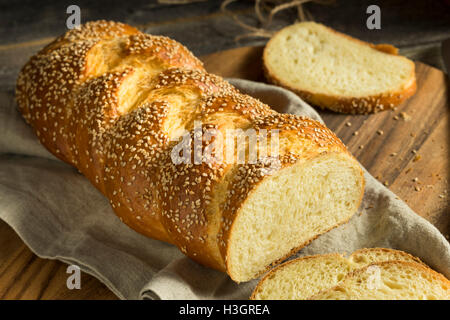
[348,248,424,268]
[264,22,415,97]
[227,152,363,282]
[252,248,426,300]
[313,262,450,300]
[253,254,353,300]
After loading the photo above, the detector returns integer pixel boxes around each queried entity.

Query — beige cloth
[0,79,449,300]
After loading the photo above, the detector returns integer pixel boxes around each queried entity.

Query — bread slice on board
[263,22,417,114]
[251,248,432,300]
[312,261,450,300]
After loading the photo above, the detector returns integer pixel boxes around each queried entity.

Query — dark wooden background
[0,0,449,299]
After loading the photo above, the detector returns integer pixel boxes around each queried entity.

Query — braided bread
[16,21,364,282]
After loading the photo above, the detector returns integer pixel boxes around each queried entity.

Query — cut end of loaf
[225,152,364,282]
[263,22,416,113]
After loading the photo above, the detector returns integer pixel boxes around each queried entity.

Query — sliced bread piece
[263,22,417,114]
[251,253,353,300]
[312,261,450,300]
[251,248,428,300]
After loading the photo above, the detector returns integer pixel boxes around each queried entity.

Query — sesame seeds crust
[125,33,204,71]
[16,20,356,277]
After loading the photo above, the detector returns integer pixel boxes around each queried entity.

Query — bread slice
[224,150,364,282]
[251,253,353,300]
[312,261,450,300]
[263,22,417,114]
[251,248,428,300]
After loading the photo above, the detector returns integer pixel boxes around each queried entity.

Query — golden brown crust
[123,33,205,71]
[263,23,417,114]
[264,66,417,114]
[16,20,363,281]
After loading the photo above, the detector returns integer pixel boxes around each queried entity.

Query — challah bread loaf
[251,248,426,300]
[16,20,364,282]
[313,261,450,300]
[263,22,417,114]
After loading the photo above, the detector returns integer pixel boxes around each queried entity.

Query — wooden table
[0,0,449,300]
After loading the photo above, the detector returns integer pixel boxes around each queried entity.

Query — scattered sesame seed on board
[400,112,411,121]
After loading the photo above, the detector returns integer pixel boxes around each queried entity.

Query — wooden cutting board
[0,46,448,300]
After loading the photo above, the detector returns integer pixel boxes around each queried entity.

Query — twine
[221,0,334,40]
[157,0,334,41]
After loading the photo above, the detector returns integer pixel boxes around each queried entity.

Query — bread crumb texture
[252,248,449,300]
[263,22,416,114]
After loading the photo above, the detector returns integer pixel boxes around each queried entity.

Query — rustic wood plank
[0,45,448,300]
[0,220,117,300]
